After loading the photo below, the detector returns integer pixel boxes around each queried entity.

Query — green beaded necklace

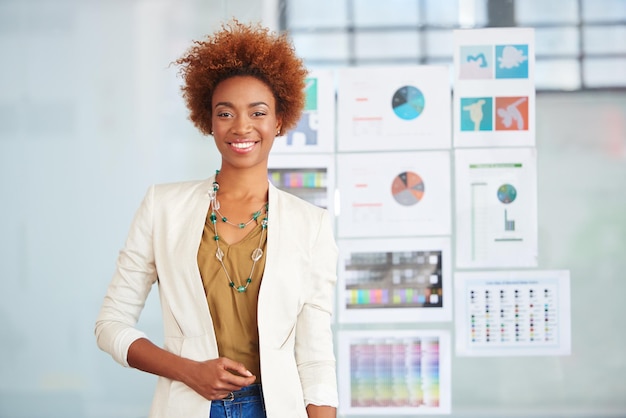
[208,177,268,293]
[213,203,265,229]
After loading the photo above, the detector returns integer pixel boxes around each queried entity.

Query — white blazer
[95,176,339,417]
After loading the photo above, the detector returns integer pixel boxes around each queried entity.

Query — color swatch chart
[268,168,328,209]
[268,168,327,188]
[344,250,443,310]
[349,337,440,408]
[346,287,442,308]
[465,278,561,349]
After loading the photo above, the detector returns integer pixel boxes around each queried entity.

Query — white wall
[0,1,265,416]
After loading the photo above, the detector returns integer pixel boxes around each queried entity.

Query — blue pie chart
[392,85,425,120]
[497,184,517,204]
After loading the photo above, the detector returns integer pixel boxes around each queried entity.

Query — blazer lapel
[184,178,215,318]
[158,177,215,337]
[259,181,280,306]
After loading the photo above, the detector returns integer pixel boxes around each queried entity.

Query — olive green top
[197,212,267,382]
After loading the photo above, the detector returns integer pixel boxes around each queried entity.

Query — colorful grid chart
[268,168,328,209]
[455,270,571,356]
[470,282,558,344]
[338,330,451,415]
[344,250,443,310]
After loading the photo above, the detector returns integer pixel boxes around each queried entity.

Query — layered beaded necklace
[208,177,268,293]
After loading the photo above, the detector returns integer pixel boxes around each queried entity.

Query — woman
[95,20,338,418]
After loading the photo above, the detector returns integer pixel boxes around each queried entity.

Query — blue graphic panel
[495,44,529,79]
[460,97,493,131]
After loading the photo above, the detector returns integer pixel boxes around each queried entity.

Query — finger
[220,371,257,390]
[220,358,253,377]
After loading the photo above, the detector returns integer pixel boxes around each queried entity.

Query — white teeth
[231,142,254,149]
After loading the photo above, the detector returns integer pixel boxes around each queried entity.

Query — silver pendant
[251,248,263,261]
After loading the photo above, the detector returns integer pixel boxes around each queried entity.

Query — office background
[0,0,624,417]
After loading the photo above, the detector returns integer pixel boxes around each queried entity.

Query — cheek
[264,136,275,149]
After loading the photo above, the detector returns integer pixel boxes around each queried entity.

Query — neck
[214,166,269,201]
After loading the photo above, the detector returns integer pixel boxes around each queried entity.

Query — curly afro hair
[175,20,308,136]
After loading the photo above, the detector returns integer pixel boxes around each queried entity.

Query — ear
[275,119,283,136]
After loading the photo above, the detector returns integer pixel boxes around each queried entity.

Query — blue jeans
[209,384,266,418]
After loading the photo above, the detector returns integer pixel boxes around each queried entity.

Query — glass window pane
[535,27,580,57]
[516,0,579,24]
[292,32,349,61]
[584,26,626,54]
[424,0,461,25]
[459,0,489,27]
[584,58,626,87]
[353,0,420,27]
[535,59,581,90]
[582,0,626,22]
[354,31,420,60]
[288,0,347,29]
[425,29,454,59]
[304,61,345,71]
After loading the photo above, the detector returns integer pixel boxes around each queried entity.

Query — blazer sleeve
[295,209,339,407]
[94,185,157,367]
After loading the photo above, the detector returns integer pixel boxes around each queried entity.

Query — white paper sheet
[336,151,451,238]
[337,66,451,151]
[453,28,535,148]
[454,147,538,268]
[272,69,336,153]
[338,329,451,415]
[454,270,571,356]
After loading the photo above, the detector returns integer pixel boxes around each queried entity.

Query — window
[284,0,626,90]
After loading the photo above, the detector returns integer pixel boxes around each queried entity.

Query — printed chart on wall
[337,237,451,323]
[337,151,451,238]
[268,154,335,211]
[272,69,335,153]
[453,27,535,148]
[454,270,571,356]
[337,66,451,151]
[455,147,537,268]
[338,329,451,415]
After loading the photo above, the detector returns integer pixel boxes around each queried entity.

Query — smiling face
[211,75,282,172]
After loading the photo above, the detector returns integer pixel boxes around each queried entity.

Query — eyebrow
[214,101,270,109]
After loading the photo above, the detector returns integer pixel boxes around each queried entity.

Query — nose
[232,114,252,135]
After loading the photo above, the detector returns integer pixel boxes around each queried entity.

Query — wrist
[174,357,199,385]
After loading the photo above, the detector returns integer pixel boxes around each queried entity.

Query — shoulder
[270,185,334,238]
[150,178,214,200]
[136,178,214,215]
[272,184,327,218]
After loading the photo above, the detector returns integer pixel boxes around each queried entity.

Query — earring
[211,131,214,136]
[276,130,281,136]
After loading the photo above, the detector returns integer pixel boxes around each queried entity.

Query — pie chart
[391,171,425,206]
[392,85,425,120]
[497,184,517,204]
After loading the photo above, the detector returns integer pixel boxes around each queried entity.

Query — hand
[184,357,257,401]
[126,339,256,401]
